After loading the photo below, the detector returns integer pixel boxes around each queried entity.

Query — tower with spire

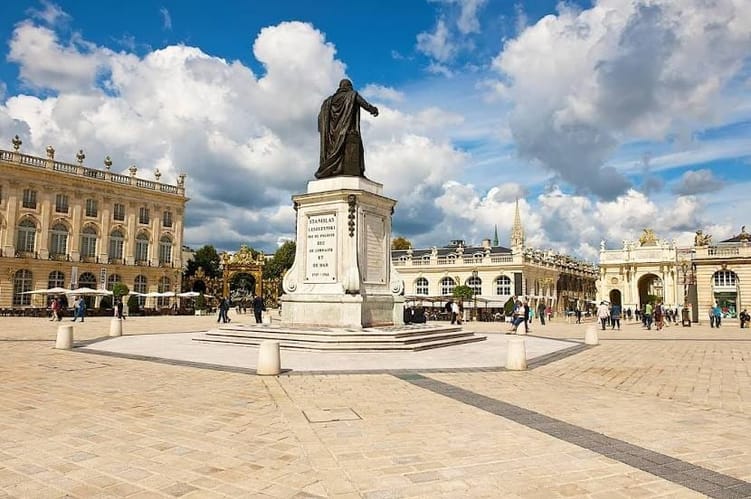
[510,198,525,249]
[493,224,499,246]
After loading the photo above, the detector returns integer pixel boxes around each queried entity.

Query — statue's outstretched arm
[356,93,379,117]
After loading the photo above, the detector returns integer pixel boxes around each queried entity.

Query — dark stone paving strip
[395,374,751,499]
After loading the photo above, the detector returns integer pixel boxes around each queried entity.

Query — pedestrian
[575,308,582,324]
[252,294,265,324]
[740,309,750,329]
[610,302,621,330]
[537,301,546,326]
[116,299,126,320]
[654,301,664,331]
[49,296,61,321]
[712,303,722,328]
[644,302,653,330]
[217,297,230,323]
[508,298,524,333]
[446,300,455,323]
[597,301,610,330]
[71,296,85,322]
[523,299,531,333]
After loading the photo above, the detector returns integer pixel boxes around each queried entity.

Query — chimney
[482,239,491,249]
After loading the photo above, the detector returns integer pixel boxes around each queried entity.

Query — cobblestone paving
[1,316,750,497]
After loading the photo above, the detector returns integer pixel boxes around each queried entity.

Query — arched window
[440,277,456,296]
[466,276,482,296]
[78,272,97,289]
[158,276,171,307]
[109,229,124,262]
[107,274,122,291]
[16,218,36,253]
[135,232,149,263]
[159,235,172,265]
[134,275,147,306]
[13,269,33,306]
[49,223,68,257]
[80,226,97,259]
[495,275,512,295]
[415,277,429,295]
[713,270,737,288]
[48,271,65,289]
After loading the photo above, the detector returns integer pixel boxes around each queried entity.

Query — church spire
[493,224,499,246]
[510,198,525,249]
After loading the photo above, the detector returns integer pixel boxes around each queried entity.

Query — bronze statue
[316,79,378,179]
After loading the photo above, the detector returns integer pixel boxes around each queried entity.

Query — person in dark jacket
[252,294,265,324]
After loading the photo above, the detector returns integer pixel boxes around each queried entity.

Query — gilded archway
[221,244,265,299]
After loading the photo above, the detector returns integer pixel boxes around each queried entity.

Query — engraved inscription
[305,213,337,282]
[364,213,385,283]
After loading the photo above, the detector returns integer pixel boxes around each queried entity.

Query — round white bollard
[55,325,73,349]
[584,326,599,345]
[109,318,123,337]
[257,340,281,375]
[506,337,527,370]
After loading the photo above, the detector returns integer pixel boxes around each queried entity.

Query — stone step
[194,334,486,352]
[201,329,475,345]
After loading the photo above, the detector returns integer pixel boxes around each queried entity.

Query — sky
[1,0,750,262]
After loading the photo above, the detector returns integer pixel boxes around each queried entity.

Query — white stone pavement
[80,331,579,372]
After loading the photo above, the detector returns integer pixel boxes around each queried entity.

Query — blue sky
[1,0,750,261]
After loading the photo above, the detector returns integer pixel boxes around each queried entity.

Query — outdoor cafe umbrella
[177,291,201,298]
[22,287,69,295]
[65,287,113,296]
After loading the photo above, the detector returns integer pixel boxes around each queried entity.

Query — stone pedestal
[257,340,281,375]
[506,337,527,370]
[56,325,73,349]
[281,177,404,328]
[109,318,123,337]
[584,326,599,345]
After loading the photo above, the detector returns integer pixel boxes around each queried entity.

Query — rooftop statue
[694,230,712,247]
[316,79,379,179]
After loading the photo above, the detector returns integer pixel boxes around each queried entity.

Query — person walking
[252,294,265,324]
[49,297,61,321]
[654,301,664,331]
[523,299,531,333]
[712,303,722,328]
[537,302,546,326]
[71,296,86,322]
[610,303,621,330]
[597,301,610,330]
[740,309,750,329]
[116,299,126,320]
[644,302,653,330]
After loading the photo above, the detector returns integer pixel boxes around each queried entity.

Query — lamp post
[472,269,478,321]
[679,259,694,327]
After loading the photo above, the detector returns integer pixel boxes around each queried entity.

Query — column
[173,207,184,268]
[125,203,137,265]
[149,206,160,266]
[38,192,52,259]
[69,203,82,262]
[3,191,18,255]
[99,201,111,262]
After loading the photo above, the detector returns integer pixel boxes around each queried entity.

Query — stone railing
[1,147,185,197]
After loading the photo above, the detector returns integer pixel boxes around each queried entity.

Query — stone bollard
[109,318,123,337]
[584,326,599,345]
[262,313,271,325]
[257,340,281,375]
[505,337,527,370]
[55,325,73,349]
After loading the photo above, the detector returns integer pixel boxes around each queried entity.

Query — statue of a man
[316,79,378,179]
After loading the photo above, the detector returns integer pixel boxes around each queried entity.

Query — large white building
[392,202,598,318]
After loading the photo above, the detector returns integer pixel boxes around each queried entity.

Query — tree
[111,282,129,300]
[391,236,412,250]
[263,241,296,280]
[185,245,221,279]
[452,285,474,302]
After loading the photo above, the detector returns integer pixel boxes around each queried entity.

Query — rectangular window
[55,194,69,214]
[113,203,125,221]
[80,234,97,258]
[22,189,37,209]
[139,207,150,224]
[109,237,124,260]
[85,199,98,217]
[162,211,172,228]
[135,240,149,262]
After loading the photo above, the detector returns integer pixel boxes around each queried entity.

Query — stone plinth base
[56,325,73,349]
[282,294,396,329]
[584,326,599,345]
[257,340,281,375]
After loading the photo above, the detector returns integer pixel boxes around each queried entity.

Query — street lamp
[471,269,478,322]
[679,259,695,327]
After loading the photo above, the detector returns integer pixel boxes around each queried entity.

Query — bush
[127,294,140,314]
[503,297,515,316]
[195,293,206,311]
[99,296,112,310]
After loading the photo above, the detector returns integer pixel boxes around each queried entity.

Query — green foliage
[185,245,222,279]
[646,294,662,304]
[99,296,112,309]
[504,297,515,316]
[111,282,129,299]
[452,285,474,301]
[127,294,140,313]
[391,236,412,250]
[263,241,296,280]
[195,293,206,311]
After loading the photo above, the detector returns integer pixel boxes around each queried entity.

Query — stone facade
[597,228,751,321]
[392,202,597,316]
[0,137,187,308]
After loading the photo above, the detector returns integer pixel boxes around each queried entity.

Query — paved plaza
[1,313,751,498]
